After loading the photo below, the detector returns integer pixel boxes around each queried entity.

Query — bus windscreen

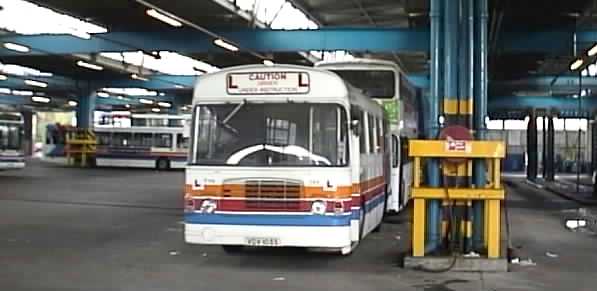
[191,103,348,167]
[331,70,396,99]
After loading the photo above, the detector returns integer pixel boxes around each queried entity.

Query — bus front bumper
[0,161,25,169]
[185,223,351,248]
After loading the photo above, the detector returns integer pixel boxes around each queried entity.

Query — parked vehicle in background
[316,58,421,213]
[43,113,190,169]
[0,112,25,170]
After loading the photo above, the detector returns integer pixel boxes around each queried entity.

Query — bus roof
[192,64,349,104]
[315,58,405,74]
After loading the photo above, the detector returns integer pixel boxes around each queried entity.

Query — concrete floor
[1,161,596,291]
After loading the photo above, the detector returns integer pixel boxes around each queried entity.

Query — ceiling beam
[2,28,594,56]
[0,28,429,56]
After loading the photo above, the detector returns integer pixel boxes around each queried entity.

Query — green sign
[382,100,399,124]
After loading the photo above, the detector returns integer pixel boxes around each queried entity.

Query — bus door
[387,134,401,212]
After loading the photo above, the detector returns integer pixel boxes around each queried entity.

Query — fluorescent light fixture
[31,96,50,103]
[3,42,30,52]
[131,74,149,81]
[0,88,11,94]
[139,98,154,105]
[151,107,161,113]
[214,38,239,52]
[157,101,171,108]
[146,9,183,27]
[12,90,33,96]
[68,100,78,107]
[570,58,584,71]
[589,64,597,77]
[37,72,53,77]
[97,92,110,98]
[263,60,274,66]
[100,51,219,76]
[174,84,185,89]
[77,60,103,71]
[0,74,6,80]
[102,88,157,96]
[589,44,597,56]
[159,92,165,96]
[24,79,48,88]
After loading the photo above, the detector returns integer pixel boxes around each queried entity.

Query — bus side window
[177,133,189,149]
[392,135,399,168]
[378,118,384,152]
[360,111,368,154]
[154,133,172,148]
[400,137,409,165]
[112,132,132,147]
[368,114,376,154]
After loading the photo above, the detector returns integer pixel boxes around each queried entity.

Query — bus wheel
[156,158,170,170]
[222,245,243,254]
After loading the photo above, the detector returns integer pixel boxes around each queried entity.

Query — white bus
[316,58,420,213]
[184,64,389,255]
[44,113,190,169]
[0,112,25,170]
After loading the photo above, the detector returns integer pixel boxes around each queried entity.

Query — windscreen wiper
[222,99,247,124]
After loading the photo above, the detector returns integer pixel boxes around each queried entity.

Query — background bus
[0,112,25,170]
[43,113,190,169]
[316,58,421,213]
[184,64,388,255]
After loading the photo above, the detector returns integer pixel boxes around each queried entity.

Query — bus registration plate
[245,237,280,247]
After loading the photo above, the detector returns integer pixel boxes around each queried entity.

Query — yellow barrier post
[408,139,506,260]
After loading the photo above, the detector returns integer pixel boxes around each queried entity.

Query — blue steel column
[76,93,97,128]
[425,0,442,254]
[547,114,555,181]
[472,0,488,250]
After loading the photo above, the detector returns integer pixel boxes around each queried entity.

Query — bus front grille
[244,180,302,210]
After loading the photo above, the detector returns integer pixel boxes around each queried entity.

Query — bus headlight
[311,200,327,215]
[199,199,217,213]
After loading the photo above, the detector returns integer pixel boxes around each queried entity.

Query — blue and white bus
[44,113,190,169]
[0,112,25,170]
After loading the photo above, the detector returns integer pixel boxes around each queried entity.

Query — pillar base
[403,256,508,272]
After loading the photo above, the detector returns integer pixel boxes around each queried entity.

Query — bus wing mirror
[350,119,360,136]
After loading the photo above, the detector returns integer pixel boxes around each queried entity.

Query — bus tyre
[222,245,243,254]
[156,158,170,170]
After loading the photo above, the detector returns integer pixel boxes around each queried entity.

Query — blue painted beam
[0,28,430,56]
[488,95,597,111]
[3,28,597,56]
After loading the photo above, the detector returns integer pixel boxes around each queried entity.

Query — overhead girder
[3,28,597,56]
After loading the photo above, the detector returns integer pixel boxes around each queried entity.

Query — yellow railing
[409,139,506,259]
[65,128,96,167]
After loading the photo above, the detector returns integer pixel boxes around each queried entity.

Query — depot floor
[1,161,596,291]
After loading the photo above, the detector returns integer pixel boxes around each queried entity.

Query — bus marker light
[200,199,217,213]
[311,200,327,215]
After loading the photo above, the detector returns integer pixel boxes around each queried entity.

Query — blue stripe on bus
[350,191,386,219]
[185,213,352,226]
[96,154,186,161]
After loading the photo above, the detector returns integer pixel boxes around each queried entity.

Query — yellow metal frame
[410,139,505,259]
[65,129,97,167]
